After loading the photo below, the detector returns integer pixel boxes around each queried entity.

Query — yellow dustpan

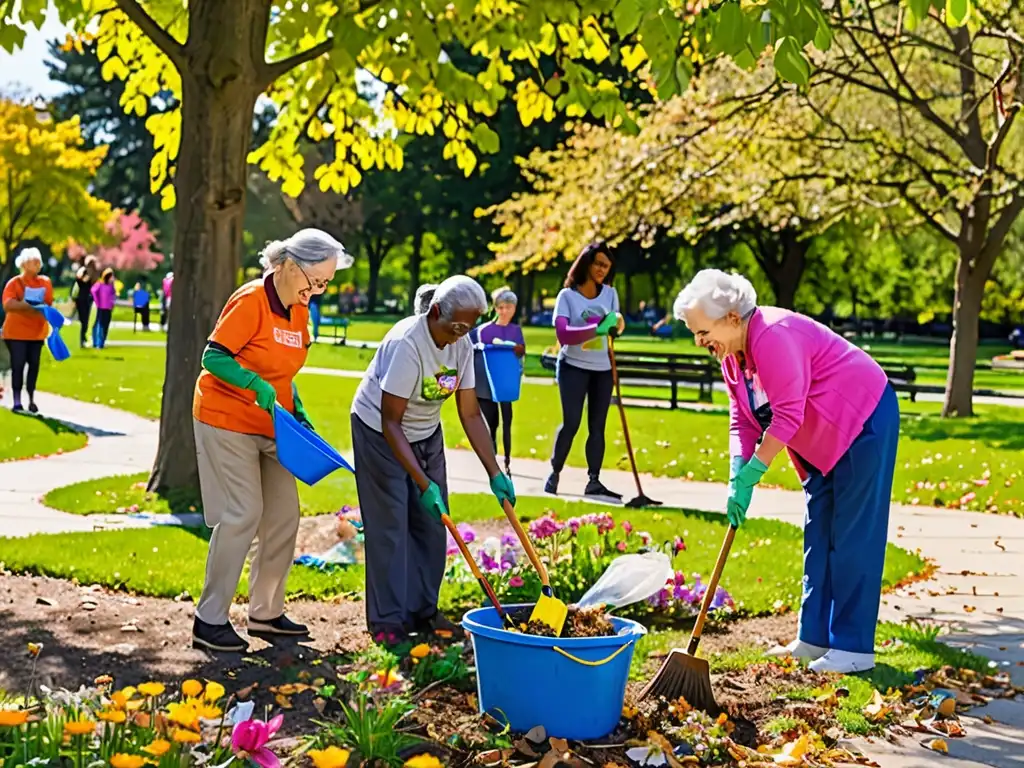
[501,500,567,635]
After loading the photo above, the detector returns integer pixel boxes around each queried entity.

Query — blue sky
[0,7,70,100]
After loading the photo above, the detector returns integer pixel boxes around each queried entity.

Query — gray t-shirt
[351,314,475,442]
[553,284,620,371]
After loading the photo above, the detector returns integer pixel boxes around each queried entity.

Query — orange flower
[0,710,29,727]
[98,710,127,724]
[172,729,201,744]
[181,680,203,698]
[132,712,152,729]
[94,674,114,686]
[142,740,170,757]
[64,717,97,736]
[138,682,165,698]
[110,754,148,768]
[309,747,351,768]
[409,644,430,659]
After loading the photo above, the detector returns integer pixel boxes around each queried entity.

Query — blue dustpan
[46,330,70,362]
[273,404,354,486]
[38,305,67,332]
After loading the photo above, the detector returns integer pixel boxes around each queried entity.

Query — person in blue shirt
[132,280,151,331]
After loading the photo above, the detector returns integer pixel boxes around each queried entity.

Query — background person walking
[545,242,625,500]
[90,268,116,349]
[469,286,525,477]
[1,248,53,413]
[71,256,98,348]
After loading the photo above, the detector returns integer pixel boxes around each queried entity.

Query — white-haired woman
[2,248,53,413]
[351,275,516,646]
[191,228,352,652]
[673,269,899,674]
[414,283,438,314]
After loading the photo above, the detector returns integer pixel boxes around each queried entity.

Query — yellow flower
[308,747,351,768]
[181,679,204,698]
[409,644,430,659]
[204,681,225,702]
[64,717,97,736]
[172,729,201,744]
[27,643,43,657]
[196,703,222,721]
[98,709,127,724]
[142,740,171,757]
[110,754,148,768]
[138,682,165,698]
[403,756,443,768]
[0,710,29,727]
[166,702,199,730]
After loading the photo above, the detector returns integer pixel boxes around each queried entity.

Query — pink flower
[231,715,283,768]
[622,521,633,535]
[508,576,524,588]
[616,541,627,552]
[529,514,564,540]
[445,531,459,557]
[673,536,686,553]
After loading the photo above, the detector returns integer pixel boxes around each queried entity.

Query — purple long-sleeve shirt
[91,281,116,310]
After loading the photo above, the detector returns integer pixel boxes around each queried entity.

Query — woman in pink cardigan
[673,269,899,674]
[90,268,116,349]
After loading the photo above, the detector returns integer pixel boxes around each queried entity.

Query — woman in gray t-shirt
[545,242,625,500]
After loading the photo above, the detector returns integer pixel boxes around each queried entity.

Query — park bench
[317,314,350,344]
[540,348,717,407]
[882,365,925,401]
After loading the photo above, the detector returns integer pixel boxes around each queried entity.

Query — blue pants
[798,385,899,654]
[310,303,321,340]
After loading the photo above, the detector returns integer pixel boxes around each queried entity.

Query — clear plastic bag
[578,551,674,610]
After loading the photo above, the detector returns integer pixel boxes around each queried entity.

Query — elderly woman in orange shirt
[191,228,351,652]
[2,248,54,414]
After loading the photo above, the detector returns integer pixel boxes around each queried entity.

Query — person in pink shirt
[673,269,899,675]
[90,268,116,349]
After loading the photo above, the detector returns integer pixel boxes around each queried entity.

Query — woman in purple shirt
[90,268,116,350]
[470,287,526,476]
[673,269,899,675]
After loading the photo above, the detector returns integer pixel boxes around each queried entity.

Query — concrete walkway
[0,391,1021,765]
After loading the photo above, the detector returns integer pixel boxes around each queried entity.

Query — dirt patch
[700,612,799,655]
[294,513,352,557]
[0,572,369,736]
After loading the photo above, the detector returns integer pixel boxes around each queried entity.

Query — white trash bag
[577,551,674,610]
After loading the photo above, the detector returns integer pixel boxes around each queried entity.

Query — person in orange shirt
[2,248,54,413]
[191,228,352,653]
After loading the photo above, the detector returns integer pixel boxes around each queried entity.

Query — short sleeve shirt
[2,275,53,341]
[553,284,619,371]
[352,314,475,442]
[193,278,310,438]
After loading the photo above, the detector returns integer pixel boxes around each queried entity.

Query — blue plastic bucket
[482,345,521,403]
[463,605,646,740]
[46,330,70,362]
[273,405,354,486]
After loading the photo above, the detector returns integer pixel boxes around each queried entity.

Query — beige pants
[193,419,300,625]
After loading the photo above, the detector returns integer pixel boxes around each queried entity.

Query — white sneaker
[767,639,828,660]
[808,649,875,674]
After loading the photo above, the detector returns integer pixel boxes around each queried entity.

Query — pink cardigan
[722,307,888,477]
[91,281,116,310]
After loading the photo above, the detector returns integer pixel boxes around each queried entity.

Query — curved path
[0,389,1021,766]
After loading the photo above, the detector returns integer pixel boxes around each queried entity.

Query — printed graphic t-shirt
[193,278,310,438]
[352,313,475,442]
[2,275,53,341]
[553,284,619,372]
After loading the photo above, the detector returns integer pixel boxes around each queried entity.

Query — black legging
[550,360,613,476]
[479,399,513,460]
[5,339,43,403]
[75,298,93,345]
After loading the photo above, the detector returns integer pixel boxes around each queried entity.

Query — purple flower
[457,523,477,544]
[479,551,500,573]
[445,531,459,557]
[500,532,518,549]
[646,588,670,610]
[508,576,524,588]
[710,587,734,610]
[501,548,518,569]
[529,515,564,540]
[567,518,582,535]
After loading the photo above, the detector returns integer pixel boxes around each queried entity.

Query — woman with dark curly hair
[545,242,625,500]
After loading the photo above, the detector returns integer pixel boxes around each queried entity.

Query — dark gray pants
[351,413,448,631]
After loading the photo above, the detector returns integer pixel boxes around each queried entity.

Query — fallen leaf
[863,691,892,722]
[477,749,515,765]
[924,738,949,754]
[983,715,996,724]
[538,749,562,768]
[270,684,310,695]
[549,737,570,754]
[236,683,258,699]
[312,698,326,715]
[963,605,977,613]
[275,694,293,710]
[514,738,539,758]
[774,734,811,765]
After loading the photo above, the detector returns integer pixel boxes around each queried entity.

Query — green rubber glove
[251,378,277,412]
[202,345,277,413]
[595,312,620,337]
[420,481,448,522]
[726,455,768,527]
[490,471,516,509]
[293,386,314,430]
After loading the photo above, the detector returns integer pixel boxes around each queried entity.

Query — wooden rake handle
[502,499,551,589]
[442,513,507,616]
[608,335,643,493]
[686,525,736,656]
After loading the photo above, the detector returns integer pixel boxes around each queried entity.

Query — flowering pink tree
[68,211,163,271]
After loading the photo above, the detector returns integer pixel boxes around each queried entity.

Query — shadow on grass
[901,415,1024,451]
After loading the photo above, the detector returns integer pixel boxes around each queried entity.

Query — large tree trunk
[147,10,263,496]
[768,231,808,310]
[942,254,986,418]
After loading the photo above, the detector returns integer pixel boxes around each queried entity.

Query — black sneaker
[584,476,622,501]
[414,611,465,641]
[28,402,38,414]
[248,614,309,636]
[12,404,24,413]
[192,617,248,652]
[544,472,559,495]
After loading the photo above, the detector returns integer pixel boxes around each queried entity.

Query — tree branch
[978,194,1024,274]
[112,0,185,69]
[263,37,335,86]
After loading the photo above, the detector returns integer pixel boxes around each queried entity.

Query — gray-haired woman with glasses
[350,275,517,647]
[191,228,351,653]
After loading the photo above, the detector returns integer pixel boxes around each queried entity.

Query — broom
[638,524,737,710]
[608,334,662,508]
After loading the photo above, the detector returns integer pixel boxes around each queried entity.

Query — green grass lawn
[0,410,87,462]
[7,494,923,618]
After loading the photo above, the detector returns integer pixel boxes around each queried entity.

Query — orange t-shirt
[193,278,310,438]
[2,275,53,341]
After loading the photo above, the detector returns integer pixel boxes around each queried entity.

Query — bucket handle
[553,641,634,667]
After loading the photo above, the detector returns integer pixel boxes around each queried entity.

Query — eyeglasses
[293,259,330,295]
[449,321,473,335]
